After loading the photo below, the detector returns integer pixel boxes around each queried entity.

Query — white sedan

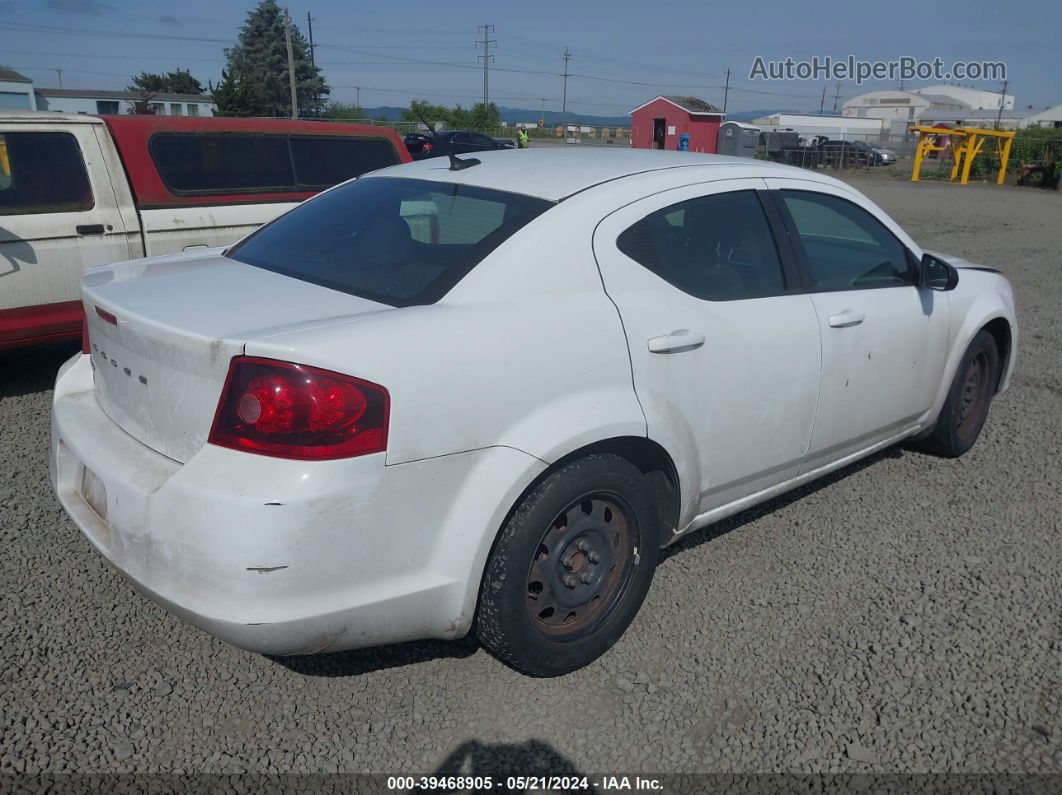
[51,149,1017,676]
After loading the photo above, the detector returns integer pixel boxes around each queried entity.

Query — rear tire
[475,454,660,677]
[916,330,1000,458]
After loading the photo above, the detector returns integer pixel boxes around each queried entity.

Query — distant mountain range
[357,105,796,127]
[357,105,632,127]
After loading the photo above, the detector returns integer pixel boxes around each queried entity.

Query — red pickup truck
[0,113,410,349]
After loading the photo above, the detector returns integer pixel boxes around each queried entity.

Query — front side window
[0,132,94,215]
[782,190,914,290]
[227,177,552,306]
[616,190,786,301]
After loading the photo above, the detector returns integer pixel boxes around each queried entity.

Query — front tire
[475,454,660,677]
[917,330,1001,457]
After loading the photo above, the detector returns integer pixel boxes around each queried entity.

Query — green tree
[468,102,501,131]
[401,99,452,128]
[402,100,500,132]
[215,0,329,118]
[208,69,257,117]
[128,69,204,95]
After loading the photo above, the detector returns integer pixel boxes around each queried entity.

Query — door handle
[827,310,865,328]
[647,330,705,353]
[76,224,105,236]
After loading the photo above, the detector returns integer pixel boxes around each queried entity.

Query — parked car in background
[403,130,512,160]
[822,139,896,166]
[52,149,1016,676]
[0,112,409,350]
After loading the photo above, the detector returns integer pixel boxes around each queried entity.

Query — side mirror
[920,253,959,291]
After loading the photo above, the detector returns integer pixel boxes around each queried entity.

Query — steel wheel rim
[956,351,991,440]
[525,493,638,641]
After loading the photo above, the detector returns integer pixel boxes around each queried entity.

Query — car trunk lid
[83,248,390,463]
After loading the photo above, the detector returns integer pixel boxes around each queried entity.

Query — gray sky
[1,0,1057,116]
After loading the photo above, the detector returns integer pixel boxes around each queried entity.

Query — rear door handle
[76,224,105,236]
[648,330,705,353]
[827,310,865,328]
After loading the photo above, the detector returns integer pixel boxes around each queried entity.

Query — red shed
[629,95,724,153]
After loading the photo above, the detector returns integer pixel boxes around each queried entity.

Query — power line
[306,12,316,69]
[477,23,495,106]
[283,7,298,120]
[561,47,572,124]
[996,79,1009,127]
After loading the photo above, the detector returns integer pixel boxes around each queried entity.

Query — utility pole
[995,79,1008,128]
[55,68,63,89]
[831,81,842,115]
[306,12,316,68]
[722,68,731,114]
[284,8,298,119]
[561,47,572,140]
[477,24,495,106]
[539,97,546,125]
[355,86,361,109]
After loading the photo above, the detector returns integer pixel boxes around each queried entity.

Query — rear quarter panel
[243,196,647,467]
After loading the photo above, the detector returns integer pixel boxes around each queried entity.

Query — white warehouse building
[751,113,884,139]
[35,88,214,117]
[0,68,36,110]
[912,84,1014,111]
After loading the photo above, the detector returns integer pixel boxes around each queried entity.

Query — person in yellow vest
[518,127,530,149]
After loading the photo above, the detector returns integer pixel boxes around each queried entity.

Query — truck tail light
[208,356,389,460]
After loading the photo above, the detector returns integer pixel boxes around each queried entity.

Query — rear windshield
[226,177,553,306]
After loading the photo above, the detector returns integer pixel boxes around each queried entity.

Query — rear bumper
[51,353,545,655]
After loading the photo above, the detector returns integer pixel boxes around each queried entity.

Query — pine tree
[128,69,204,96]
[215,0,329,118]
[209,70,256,117]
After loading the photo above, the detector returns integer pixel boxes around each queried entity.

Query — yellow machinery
[910,125,1015,185]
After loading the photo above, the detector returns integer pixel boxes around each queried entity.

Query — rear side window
[151,134,292,194]
[290,136,401,189]
[0,132,94,215]
[227,177,553,306]
[617,190,786,301]
[149,133,401,196]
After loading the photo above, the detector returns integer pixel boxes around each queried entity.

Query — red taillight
[423,141,433,154]
[208,357,389,460]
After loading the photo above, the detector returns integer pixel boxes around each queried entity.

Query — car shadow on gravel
[413,739,597,793]
[0,341,80,398]
[661,446,905,562]
[275,448,908,677]
[269,635,481,677]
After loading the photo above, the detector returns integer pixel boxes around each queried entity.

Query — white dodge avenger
[51,149,1017,676]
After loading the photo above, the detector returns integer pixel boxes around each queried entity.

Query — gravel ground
[1,175,1060,783]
